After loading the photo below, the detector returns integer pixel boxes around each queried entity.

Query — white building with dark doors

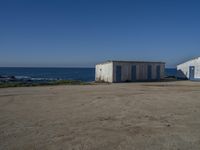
[95,60,165,83]
[177,57,200,80]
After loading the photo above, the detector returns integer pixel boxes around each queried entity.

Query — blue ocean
[0,68,95,82]
[0,67,176,82]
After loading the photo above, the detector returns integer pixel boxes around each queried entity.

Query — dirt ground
[0,81,200,150]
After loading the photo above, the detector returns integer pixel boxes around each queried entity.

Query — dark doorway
[147,65,152,80]
[189,66,195,80]
[156,65,161,80]
[116,66,122,82]
[131,65,137,81]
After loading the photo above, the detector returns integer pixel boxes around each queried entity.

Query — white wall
[95,62,113,82]
[96,61,165,83]
[177,57,200,79]
[113,62,165,82]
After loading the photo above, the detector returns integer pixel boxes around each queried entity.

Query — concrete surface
[0,81,200,150]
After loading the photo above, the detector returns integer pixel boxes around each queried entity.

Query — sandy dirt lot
[0,81,200,150]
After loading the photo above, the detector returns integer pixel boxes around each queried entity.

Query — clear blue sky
[1,0,200,67]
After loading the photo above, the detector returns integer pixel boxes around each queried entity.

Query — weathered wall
[113,62,165,82]
[95,62,113,82]
[177,57,200,79]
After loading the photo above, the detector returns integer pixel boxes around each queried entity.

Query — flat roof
[97,60,165,65]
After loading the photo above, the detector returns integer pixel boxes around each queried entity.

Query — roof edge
[177,56,200,66]
[96,60,165,65]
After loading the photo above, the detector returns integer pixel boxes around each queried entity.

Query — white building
[95,60,165,83]
[177,57,200,80]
